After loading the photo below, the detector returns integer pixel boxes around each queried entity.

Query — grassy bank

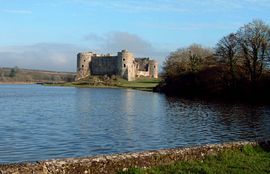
[119,145,270,174]
[0,67,75,83]
[117,78,161,91]
[47,76,161,91]
[0,141,268,174]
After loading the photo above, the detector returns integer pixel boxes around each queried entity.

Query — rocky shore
[0,140,269,174]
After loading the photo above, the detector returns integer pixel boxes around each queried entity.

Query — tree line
[158,19,270,101]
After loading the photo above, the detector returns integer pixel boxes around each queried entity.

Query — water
[0,84,269,163]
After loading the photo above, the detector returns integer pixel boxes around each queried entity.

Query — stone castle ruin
[76,50,158,81]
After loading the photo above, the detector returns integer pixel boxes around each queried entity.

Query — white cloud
[141,22,243,31]
[68,0,270,14]
[0,43,85,72]
[2,9,32,14]
[83,33,105,42]
[68,0,189,13]
[83,31,169,61]
[0,32,170,72]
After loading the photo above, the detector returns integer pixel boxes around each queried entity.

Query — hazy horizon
[1,0,270,72]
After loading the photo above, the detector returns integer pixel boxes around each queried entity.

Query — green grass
[45,77,161,91]
[117,78,161,91]
[119,145,270,174]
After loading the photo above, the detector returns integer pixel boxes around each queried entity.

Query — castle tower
[76,52,93,80]
[117,50,136,81]
[149,60,159,78]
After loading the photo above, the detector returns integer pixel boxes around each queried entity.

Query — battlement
[76,50,158,81]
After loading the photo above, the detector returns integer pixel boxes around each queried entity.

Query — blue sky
[0,0,270,71]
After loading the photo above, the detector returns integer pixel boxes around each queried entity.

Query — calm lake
[0,84,270,163]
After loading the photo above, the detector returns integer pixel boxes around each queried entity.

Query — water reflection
[213,104,270,140]
[164,97,270,144]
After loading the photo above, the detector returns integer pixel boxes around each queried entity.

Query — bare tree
[163,48,189,78]
[237,19,270,83]
[216,33,238,78]
[163,44,214,77]
[188,44,207,72]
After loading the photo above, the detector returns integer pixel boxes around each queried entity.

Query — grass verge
[116,78,161,91]
[119,145,270,174]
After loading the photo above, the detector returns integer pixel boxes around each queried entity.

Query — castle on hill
[76,50,158,81]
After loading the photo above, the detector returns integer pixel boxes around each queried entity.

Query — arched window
[123,64,126,68]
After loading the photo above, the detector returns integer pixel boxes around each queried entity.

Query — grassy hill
[0,67,75,83]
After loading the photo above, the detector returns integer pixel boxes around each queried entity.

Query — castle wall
[91,56,118,75]
[117,50,136,81]
[76,52,93,80]
[75,50,158,81]
[148,61,159,78]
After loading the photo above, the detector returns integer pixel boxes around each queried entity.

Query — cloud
[105,0,190,13]
[69,0,189,13]
[2,9,32,14]
[142,22,242,31]
[0,32,169,72]
[83,33,105,42]
[103,32,153,55]
[0,43,85,72]
[187,0,270,12]
[83,31,169,61]
[68,0,270,14]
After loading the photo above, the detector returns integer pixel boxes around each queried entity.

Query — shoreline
[0,81,66,85]
[0,140,269,174]
[0,77,161,91]
[45,83,155,91]
[43,80,160,92]
[0,82,36,84]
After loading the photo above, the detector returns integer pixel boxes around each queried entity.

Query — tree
[163,44,214,78]
[9,66,19,78]
[163,48,189,78]
[237,19,270,83]
[216,33,238,78]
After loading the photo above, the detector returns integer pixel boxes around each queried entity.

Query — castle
[76,50,158,81]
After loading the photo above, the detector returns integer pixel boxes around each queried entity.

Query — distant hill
[0,67,76,84]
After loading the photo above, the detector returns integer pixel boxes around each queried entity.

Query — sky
[0,0,270,72]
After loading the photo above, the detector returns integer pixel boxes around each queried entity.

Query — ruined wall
[136,71,150,77]
[134,59,158,79]
[91,56,118,75]
[149,61,158,78]
[135,58,149,71]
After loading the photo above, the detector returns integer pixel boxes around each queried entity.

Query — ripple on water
[0,84,270,163]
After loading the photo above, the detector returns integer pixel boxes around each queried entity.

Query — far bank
[45,76,161,92]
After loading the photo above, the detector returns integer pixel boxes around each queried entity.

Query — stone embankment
[0,140,269,174]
